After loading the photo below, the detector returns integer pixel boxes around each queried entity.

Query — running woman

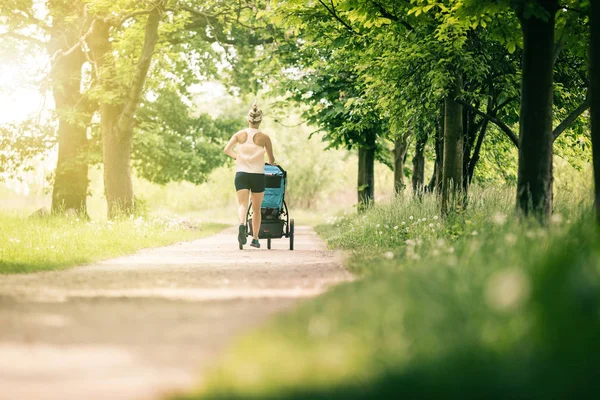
[223,102,276,248]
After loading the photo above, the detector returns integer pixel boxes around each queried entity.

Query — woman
[223,102,276,249]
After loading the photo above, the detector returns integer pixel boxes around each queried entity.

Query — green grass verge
[0,214,226,274]
[178,187,600,399]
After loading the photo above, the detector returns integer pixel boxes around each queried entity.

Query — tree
[86,1,166,217]
[0,0,95,215]
[591,0,600,222]
[515,0,559,219]
[265,0,394,207]
[48,1,96,215]
[442,75,464,214]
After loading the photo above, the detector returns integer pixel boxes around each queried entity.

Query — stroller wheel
[267,238,271,250]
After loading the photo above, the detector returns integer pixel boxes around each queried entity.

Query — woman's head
[247,101,262,128]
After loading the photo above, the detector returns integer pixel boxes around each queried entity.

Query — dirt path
[0,226,350,400]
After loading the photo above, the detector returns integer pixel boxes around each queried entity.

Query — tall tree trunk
[466,118,489,185]
[427,104,444,193]
[516,0,558,219]
[441,76,464,215]
[412,133,427,197]
[48,4,90,215]
[358,132,375,210]
[591,0,600,223]
[464,90,493,190]
[88,5,163,218]
[393,133,409,195]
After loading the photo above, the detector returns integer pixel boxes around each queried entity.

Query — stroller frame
[244,164,294,250]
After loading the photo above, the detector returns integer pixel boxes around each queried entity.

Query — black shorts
[235,172,265,193]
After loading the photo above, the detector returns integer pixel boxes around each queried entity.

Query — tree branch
[116,1,164,140]
[317,0,359,34]
[553,96,590,141]
[114,10,154,27]
[494,96,518,113]
[457,99,519,148]
[371,1,414,31]
[49,20,96,66]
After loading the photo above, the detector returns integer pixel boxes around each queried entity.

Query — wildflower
[491,212,506,226]
[471,231,478,236]
[485,268,530,313]
[383,251,394,260]
[394,226,398,230]
[379,231,383,235]
[9,238,20,243]
[421,218,426,222]
[433,216,439,220]
[447,246,455,254]
[376,224,380,228]
[402,221,406,225]
[405,239,416,246]
[436,238,446,247]
[409,216,414,220]
[408,252,421,261]
[504,233,517,245]
[429,223,434,228]
[550,213,563,225]
[432,249,440,256]
[525,230,536,239]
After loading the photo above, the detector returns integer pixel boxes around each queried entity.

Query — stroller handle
[265,163,287,175]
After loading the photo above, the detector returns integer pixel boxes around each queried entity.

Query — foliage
[179,185,599,400]
[133,89,236,185]
[0,120,55,179]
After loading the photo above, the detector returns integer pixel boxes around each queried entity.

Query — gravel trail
[0,225,350,400]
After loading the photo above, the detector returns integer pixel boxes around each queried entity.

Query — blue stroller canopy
[262,164,286,209]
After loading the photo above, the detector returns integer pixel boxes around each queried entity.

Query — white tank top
[236,128,265,174]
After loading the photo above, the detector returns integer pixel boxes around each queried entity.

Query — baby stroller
[245,164,295,250]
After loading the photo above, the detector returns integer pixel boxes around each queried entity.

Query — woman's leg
[251,191,264,240]
[236,189,250,224]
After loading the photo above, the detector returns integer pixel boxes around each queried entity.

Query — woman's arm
[265,135,276,164]
[223,134,239,159]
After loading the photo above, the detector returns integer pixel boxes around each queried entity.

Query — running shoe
[238,224,247,246]
[250,238,260,248]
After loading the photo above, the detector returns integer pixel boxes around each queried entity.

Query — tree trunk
[591,0,600,223]
[412,133,427,197]
[516,0,558,219]
[427,104,444,193]
[50,51,89,215]
[358,132,375,210]
[48,4,90,216]
[103,111,134,217]
[441,76,464,215]
[466,118,489,185]
[393,133,409,195]
[464,89,493,190]
[88,5,163,218]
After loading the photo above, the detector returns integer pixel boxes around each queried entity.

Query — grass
[0,214,227,274]
[178,186,600,400]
